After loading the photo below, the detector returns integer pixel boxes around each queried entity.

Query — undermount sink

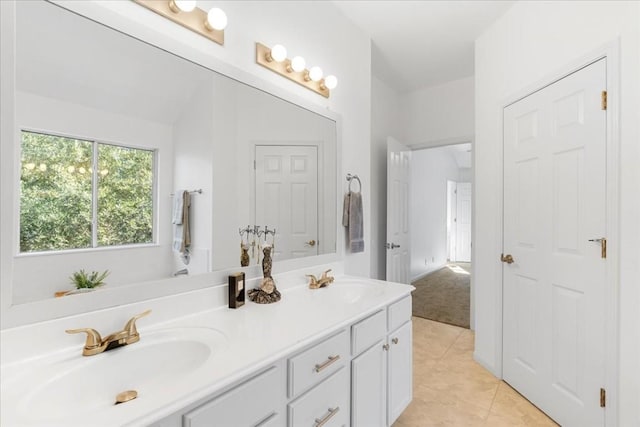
[321,281,385,303]
[288,280,386,305]
[2,327,227,424]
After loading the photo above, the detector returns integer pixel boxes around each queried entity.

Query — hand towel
[172,190,185,224]
[347,191,364,253]
[342,192,350,227]
[172,191,191,255]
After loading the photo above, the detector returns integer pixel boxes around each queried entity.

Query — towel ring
[346,174,361,192]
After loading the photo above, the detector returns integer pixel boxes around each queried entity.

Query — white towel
[172,190,185,224]
[344,191,364,253]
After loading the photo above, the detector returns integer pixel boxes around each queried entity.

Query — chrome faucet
[307,269,335,289]
[66,310,151,356]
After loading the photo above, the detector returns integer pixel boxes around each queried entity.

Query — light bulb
[324,75,338,90]
[206,8,227,31]
[169,0,197,13]
[290,56,306,72]
[308,66,323,82]
[270,44,287,63]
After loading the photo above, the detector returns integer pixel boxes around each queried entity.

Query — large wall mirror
[2,0,337,308]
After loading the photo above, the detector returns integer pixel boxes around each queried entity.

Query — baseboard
[411,264,446,282]
[473,351,501,379]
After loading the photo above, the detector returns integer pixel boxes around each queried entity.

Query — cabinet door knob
[314,355,340,373]
[392,337,399,344]
[383,344,390,351]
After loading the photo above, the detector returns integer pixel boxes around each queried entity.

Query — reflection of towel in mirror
[343,191,364,253]
[172,191,191,254]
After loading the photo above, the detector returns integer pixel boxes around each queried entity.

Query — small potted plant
[62,269,110,296]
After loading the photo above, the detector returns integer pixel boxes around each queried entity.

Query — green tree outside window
[20,131,154,253]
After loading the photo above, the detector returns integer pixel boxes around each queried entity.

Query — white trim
[497,39,621,426]
[408,134,474,151]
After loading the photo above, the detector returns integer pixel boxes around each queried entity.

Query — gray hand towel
[347,191,364,253]
[342,192,350,227]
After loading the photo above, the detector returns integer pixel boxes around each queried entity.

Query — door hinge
[253,160,256,170]
[601,91,607,110]
[600,388,606,408]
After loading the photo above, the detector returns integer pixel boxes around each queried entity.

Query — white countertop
[0,274,413,427]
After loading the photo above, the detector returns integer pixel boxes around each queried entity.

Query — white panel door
[255,145,318,260]
[386,137,411,284]
[503,59,607,426]
[454,182,472,262]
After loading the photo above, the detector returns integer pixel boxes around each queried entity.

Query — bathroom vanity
[0,271,413,427]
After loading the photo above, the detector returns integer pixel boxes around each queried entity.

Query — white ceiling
[332,0,514,92]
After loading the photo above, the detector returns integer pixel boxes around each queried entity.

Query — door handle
[306,239,316,247]
[386,243,401,249]
[500,253,514,264]
[588,237,607,259]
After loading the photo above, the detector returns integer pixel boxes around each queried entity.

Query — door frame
[497,40,621,426]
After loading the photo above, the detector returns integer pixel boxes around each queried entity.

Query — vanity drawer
[351,309,386,356]
[388,296,412,332]
[287,367,350,427]
[183,365,282,427]
[288,329,348,398]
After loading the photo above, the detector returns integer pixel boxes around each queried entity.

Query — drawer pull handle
[314,406,340,427]
[314,355,340,373]
[392,337,399,344]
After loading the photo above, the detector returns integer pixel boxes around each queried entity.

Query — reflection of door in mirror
[255,145,319,261]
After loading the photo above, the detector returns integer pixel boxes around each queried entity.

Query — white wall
[12,91,174,303]
[410,147,461,280]
[401,76,475,147]
[370,76,402,280]
[172,79,215,275]
[474,2,640,425]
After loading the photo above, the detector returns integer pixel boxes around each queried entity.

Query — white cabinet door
[387,321,412,426]
[351,341,386,427]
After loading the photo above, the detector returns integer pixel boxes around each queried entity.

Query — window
[20,130,155,253]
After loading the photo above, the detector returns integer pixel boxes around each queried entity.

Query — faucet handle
[123,309,152,338]
[66,328,102,350]
[321,269,333,279]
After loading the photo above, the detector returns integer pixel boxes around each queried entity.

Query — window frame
[17,128,158,255]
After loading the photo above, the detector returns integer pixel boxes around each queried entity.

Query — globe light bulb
[270,44,287,63]
[206,8,227,31]
[290,56,306,72]
[308,66,323,82]
[172,0,197,12]
[324,75,338,90]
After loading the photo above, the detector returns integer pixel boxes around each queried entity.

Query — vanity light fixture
[256,42,338,98]
[133,0,227,45]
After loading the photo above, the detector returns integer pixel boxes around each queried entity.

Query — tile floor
[393,317,559,427]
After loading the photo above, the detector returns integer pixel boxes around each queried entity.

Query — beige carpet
[411,263,471,329]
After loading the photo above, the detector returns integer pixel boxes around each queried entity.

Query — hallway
[394,318,558,427]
